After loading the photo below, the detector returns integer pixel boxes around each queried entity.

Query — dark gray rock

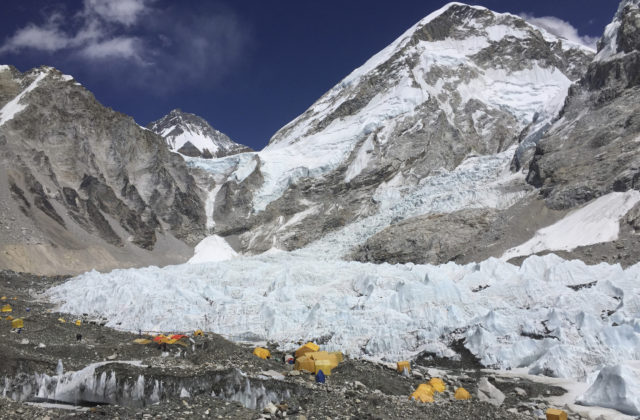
[527,0,640,209]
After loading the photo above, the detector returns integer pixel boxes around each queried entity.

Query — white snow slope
[0,69,48,127]
[577,362,640,415]
[188,235,238,264]
[502,191,640,260]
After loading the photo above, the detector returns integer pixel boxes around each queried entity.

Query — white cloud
[80,37,142,61]
[521,13,599,50]
[0,1,249,91]
[0,1,150,60]
[0,24,70,53]
[83,0,153,26]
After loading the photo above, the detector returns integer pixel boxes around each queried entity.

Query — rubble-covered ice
[48,254,640,388]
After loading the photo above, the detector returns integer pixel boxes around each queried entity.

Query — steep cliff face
[0,66,206,274]
[527,0,640,209]
[148,109,252,159]
[201,3,592,256]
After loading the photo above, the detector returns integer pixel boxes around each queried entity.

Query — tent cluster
[410,376,470,403]
[132,330,204,346]
[2,299,25,331]
[293,342,343,376]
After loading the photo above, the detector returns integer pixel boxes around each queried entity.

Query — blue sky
[0,0,619,150]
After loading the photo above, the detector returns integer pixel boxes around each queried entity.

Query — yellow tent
[294,356,315,373]
[194,329,204,337]
[546,408,568,420]
[75,320,82,326]
[410,384,434,403]
[397,361,410,373]
[1,305,11,313]
[0,296,6,300]
[5,315,14,321]
[295,342,319,358]
[314,359,333,375]
[308,351,340,368]
[429,377,446,393]
[331,351,344,363]
[58,318,66,323]
[11,318,24,329]
[133,338,152,345]
[454,387,471,400]
[253,347,271,359]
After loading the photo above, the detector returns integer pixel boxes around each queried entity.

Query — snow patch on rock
[0,70,48,126]
[502,191,640,260]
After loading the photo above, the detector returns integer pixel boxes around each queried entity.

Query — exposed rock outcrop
[527,0,640,209]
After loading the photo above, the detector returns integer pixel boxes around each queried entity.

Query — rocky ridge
[0,66,206,275]
[526,0,640,210]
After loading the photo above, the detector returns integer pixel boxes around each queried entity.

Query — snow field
[577,362,640,416]
[188,235,238,263]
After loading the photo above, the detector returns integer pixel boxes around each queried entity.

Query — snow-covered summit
[205,1,593,245]
[148,109,251,159]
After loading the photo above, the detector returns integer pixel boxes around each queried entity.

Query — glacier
[48,253,640,386]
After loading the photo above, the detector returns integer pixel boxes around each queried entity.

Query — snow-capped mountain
[148,109,251,159]
[200,2,594,258]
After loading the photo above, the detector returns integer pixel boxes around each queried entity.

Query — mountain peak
[595,0,640,61]
[148,110,252,159]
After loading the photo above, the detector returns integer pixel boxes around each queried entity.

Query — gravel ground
[0,269,583,419]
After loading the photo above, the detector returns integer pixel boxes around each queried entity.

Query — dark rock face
[176,141,202,157]
[351,209,498,265]
[0,66,206,274]
[526,1,640,209]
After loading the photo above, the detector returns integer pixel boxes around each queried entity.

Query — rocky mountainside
[148,109,252,159]
[527,0,640,209]
[0,66,206,275]
[201,3,594,258]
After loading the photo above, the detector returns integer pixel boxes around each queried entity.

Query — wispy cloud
[79,37,143,61]
[0,0,250,92]
[83,0,153,26]
[521,13,599,50]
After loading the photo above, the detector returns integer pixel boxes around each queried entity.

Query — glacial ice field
[49,253,640,382]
